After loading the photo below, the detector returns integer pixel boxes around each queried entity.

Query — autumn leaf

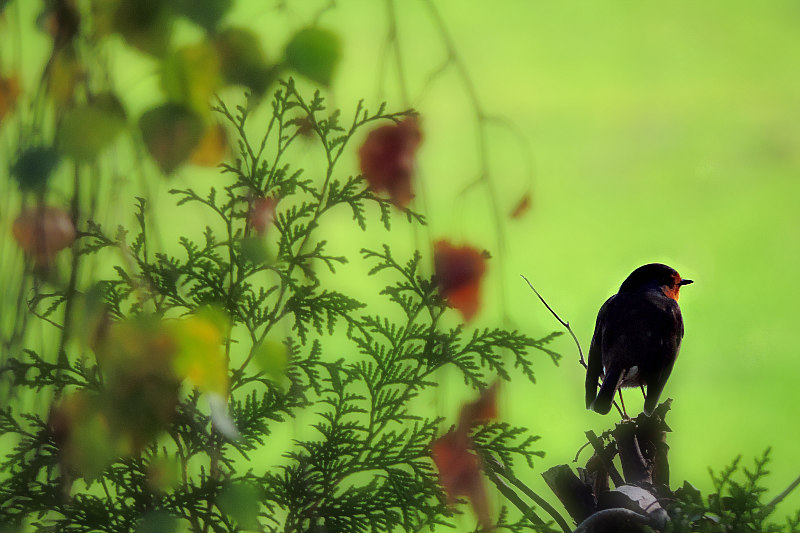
[358,117,421,207]
[12,206,76,266]
[139,103,204,174]
[48,45,83,105]
[431,384,499,529]
[432,430,490,527]
[433,240,487,322]
[189,122,228,167]
[0,73,21,124]
[161,41,222,116]
[459,381,499,428]
[249,197,278,235]
[169,307,230,396]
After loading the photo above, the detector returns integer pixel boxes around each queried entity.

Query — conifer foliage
[1,76,560,532]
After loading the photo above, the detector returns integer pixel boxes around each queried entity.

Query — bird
[585,263,692,417]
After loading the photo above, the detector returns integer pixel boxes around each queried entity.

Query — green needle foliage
[1,80,559,533]
[668,449,800,533]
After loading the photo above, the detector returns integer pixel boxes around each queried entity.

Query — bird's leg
[618,388,629,419]
[617,369,629,418]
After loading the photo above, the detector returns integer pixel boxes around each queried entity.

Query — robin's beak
[680,279,693,286]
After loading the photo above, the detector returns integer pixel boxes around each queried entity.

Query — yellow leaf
[170,311,229,396]
[190,122,228,167]
[49,45,83,105]
[161,42,221,116]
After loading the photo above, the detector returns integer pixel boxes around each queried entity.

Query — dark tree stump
[543,399,675,532]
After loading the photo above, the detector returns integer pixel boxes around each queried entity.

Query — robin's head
[619,263,693,301]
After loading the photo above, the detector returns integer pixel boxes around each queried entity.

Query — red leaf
[433,240,487,321]
[358,117,421,207]
[510,192,532,219]
[459,381,499,429]
[249,197,278,235]
[431,384,502,529]
[431,430,491,528]
[12,206,76,266]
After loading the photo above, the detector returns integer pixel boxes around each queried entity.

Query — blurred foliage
[0,2,557,531]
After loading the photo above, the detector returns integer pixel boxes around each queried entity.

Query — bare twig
[520,274,585,366]
[521,274,626,418]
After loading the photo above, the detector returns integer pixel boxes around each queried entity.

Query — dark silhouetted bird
[585,263,692,416]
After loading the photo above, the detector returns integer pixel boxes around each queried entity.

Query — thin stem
[520,274,584,366]
[521,274,626,418]
[766,473,800,510]
[485,454,571,533]
[484,464,549,529]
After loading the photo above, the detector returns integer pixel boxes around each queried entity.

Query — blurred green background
[3,0,800,523]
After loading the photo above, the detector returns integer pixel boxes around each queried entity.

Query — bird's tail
[590,367,622,415]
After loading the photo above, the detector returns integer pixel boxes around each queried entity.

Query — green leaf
[113,0,173,57]
[134,511,177,533]
[239,235,270,264]
[139,103,204,174]
[161,42,221,115]
[284,27,341,86]
[218,482,261,530]
[58,94,127,161]
[167,0,232,31]
[214,27,273,95]
[11,146,60,192]
[253,338,288,382]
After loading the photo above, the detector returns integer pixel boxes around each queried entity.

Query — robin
[585,263,692,416]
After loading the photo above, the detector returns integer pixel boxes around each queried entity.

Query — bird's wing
[585,295,613,409]
[643,300,684,415]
